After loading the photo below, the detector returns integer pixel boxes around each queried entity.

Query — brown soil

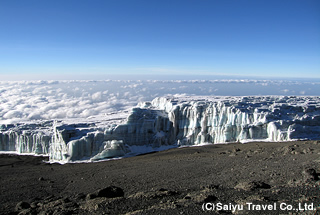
[1,140,320,214]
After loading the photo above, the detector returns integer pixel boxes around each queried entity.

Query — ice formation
[1,96,320,163]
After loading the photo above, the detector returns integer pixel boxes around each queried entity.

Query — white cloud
[0,79,319,124]
[92,91,102,101]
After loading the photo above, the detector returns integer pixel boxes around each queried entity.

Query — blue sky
[0,0,319,80]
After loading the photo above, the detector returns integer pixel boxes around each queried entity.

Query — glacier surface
[1,95,320,163]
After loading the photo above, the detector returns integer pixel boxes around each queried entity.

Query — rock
[203,195,217,202]
[302,148,313,154]
[30,202,38,208]
[229,153,237,157]
[281,146,295,155]
[302,168,319,181]
[86,193,97,200]
[75,193,86,200]
[17,208,34,215]
[15,201,30,211]
[204,184,220,190]
[62,197,71,203]
[44,195,56,202]
[158,188,167,192]
[245,194,266,201]
[52,208,74,215]
[91,186,124,199]
[128,189,179,200]
[234,181,271,191]
[233,148,241,152]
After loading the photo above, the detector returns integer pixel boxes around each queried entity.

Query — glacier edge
[1,96,320,163]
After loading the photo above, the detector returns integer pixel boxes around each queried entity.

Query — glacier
[1,96,320,163]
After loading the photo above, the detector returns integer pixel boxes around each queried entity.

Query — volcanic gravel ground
[0,140,320,214]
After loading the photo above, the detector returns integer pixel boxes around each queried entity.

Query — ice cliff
[1,96,319,163]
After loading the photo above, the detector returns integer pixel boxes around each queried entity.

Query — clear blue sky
[0,0,319,80]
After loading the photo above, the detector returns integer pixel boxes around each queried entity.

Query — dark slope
[1,140,319,214]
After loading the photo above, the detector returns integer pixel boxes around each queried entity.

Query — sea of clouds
[1,79,319,124]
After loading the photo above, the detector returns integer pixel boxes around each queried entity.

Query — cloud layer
[1,79,319,124]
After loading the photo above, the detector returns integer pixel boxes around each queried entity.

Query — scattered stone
[302,148,313,154]
[203,195,217,202]
[280,146,295,155]
[1,140,320,214]
[86,193,97,200]
[253,150,261,154]
[153,189,179,198]
[245,194,266,201]
[62,197,71,203]
[302,168,319,181]
[288,179,299,187]
[15,201,30,211]
[233,148,241,152]
[75,193,86,200]
[183,188,218,204]
[52,208,75,215]
[29,202,37,209]
[44,195,55,201]
[46,199,64,208]
[204,184,220,190]
[229,153,236,157]
[234,181,271,191]
[89,186,124,199]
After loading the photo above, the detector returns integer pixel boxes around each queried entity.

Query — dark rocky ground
[0,140,320,215]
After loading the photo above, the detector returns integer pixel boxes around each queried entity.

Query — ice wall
[0,123,52,154]
[48,108,174,162]
[0,96,319,162]
[151,96,316,145]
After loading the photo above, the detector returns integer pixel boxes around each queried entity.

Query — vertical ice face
[0,96,319,162]
[49,123,117,162]
[108,108,174,149]
[0,123,51,154]
[150,96,320,145]
[49,123,68,160]
[47,107,175,162]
